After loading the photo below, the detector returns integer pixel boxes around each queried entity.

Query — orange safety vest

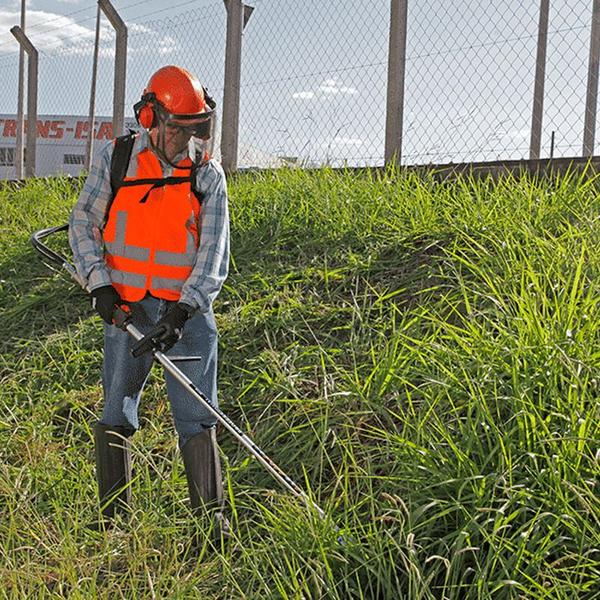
[102,146,201,302]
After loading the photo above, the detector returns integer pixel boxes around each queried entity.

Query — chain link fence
[0,0,596,176]
[240,0,390,167]
[401,0,591,164]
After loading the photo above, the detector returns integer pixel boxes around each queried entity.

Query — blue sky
[0,0,594,166]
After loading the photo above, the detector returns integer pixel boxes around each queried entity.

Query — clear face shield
[155,103,216,165]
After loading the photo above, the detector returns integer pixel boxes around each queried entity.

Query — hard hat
[133,65,216,139]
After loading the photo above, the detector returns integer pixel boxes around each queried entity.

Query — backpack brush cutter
[31,224,341,535]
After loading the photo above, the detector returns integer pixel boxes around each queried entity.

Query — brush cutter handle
[31,224,86,289]
[30,225,330,524]
[113,304,133,330]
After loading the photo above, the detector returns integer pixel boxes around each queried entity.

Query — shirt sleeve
[68,140,114,292]
[179,159,230,313]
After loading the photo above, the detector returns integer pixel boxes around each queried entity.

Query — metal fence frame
[10,25,37,178]
[6,0,600,176]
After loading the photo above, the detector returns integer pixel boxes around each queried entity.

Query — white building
[0,113,286,179]
[0,114,140,180]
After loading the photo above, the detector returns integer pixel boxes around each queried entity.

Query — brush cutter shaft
[130,320,326,519]
[31,225,327,521]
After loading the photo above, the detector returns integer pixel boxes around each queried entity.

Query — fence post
[10,26,37,178]
[15,0,26,179]
[584,0,600,156]
[221,0,254,174]
[529,0,549,160]
[85,4,102,172]
[99,0,128,139]
[384,0,408,166]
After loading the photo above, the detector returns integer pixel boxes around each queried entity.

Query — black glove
[131,302,194,357]
[91,285,123,325]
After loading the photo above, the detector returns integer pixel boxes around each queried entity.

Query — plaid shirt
[68,131,230,313]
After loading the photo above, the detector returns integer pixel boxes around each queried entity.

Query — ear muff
[133,92,157,129]
[138,104,155,129]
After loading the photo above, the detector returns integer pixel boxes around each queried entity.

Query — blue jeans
[100,294,219,448]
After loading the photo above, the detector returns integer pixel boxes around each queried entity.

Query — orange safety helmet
[134,65,216,139]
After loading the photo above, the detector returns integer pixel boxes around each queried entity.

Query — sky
[0,0,595,167]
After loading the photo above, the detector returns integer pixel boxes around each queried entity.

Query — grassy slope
[0,167,598,599]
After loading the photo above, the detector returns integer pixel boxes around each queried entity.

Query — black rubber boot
[181,428,230,541]
[93,421,134,527]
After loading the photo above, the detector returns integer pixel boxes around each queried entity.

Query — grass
[0,165,598,599]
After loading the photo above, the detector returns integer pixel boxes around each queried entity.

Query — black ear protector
[133,92,158,129]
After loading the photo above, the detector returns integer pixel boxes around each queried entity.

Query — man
[68,65,230,535]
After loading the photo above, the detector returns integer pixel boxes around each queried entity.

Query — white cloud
[293,91,315,100]
[319,85,339,95]
[0,9,96,55]
[129,23,154,35]
[320,78,357,95]
[488,128,529,143]
[294,79,358,100]
[156,35,178,56]
[0,9,177,57]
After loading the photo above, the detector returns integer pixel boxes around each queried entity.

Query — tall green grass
[0,166,598,599]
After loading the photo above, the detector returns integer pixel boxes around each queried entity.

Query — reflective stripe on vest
[102,147,201,302]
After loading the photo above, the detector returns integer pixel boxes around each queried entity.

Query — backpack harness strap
[108,131,206,209]
[110,130,137,197]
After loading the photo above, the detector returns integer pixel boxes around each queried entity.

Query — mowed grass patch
[0,166,598,599]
